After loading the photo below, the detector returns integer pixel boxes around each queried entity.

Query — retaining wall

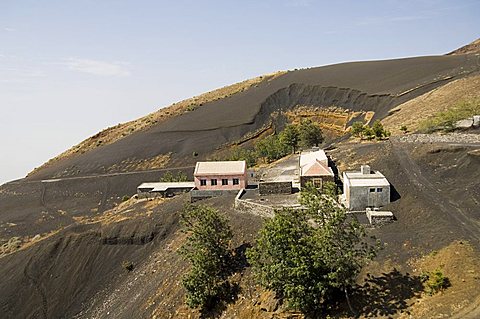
[234,189,275,218]
[258,181,292,195]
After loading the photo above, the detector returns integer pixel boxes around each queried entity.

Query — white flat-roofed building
[342,165,390,211]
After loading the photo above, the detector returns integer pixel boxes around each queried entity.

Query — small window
[377,188,383,192]
[211,179,217,186]
[232,178,239,185]
[369,188,376,193]
[222,179,228,185]
[200,179,206,186]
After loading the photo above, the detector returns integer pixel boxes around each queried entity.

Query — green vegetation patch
[419,98,480,133]
[246,184,380,315]
[178,204,234,311]
[160,171,188,182]
[351,120,390,140]
[227,120,324,167]
[420,269,450,295]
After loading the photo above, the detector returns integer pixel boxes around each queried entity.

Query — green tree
[350,121,365,137]
[372,120,390,139]
[160,171,175,182]
[299,120,324,147]
[248,187,380,315]
[179,204,233,310]
[228,146,257,167]
[280,124,300,153]
[161,171,188,182]
[255,135,289,162]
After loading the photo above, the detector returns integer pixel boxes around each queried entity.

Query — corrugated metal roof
[194,161,246,175]
[138,182,195,192]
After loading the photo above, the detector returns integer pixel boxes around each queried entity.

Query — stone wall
[234,189,275,218]
[259,181,292,195]
[366,210,395,226]
[190,189,238,202]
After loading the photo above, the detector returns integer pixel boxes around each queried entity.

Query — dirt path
[394,133,480,146]
[6,165,196,186]
[450,297,480,319]
[391,142,480,243]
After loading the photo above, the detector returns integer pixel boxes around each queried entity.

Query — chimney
[361,165,371,175]
[473,115,480,127]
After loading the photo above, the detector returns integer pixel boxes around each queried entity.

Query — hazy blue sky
[1,0,479,184]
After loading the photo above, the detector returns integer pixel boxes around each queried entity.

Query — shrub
[422,269,450,295]
[122,260,134,272]
[121,195,130,202]
[419,98,480,133]
[160,171,188,182]
[400,125,408,134]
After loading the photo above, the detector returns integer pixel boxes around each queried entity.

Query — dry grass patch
[382,75,480,135]
[0,228,64,258]
[398,240,480,318]
[73,197,166,226]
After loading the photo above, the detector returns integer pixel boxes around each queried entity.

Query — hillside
[382,74,480,134]
[1,42,480,319]
[448,38,480,55]
[25,54,480,181]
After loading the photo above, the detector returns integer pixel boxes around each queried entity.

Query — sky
[1,0,479,184]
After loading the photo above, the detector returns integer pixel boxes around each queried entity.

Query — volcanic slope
[25,53,480,181]
[1,47,480,318]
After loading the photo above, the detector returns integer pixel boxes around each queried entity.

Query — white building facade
[342,165,390,211]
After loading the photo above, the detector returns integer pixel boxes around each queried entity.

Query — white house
[299,149,334,190]
[342,165,390,211]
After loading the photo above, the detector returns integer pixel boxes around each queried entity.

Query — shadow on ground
[199,243,252,319]
[351,268,423,318]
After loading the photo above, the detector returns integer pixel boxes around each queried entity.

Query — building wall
[347,185,390,211]
[259,181,292,195]
[300,175,334,190]
[194,172,247,190]
[190,189,238,202]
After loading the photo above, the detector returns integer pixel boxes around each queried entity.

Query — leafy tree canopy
[247,186,380,315]
[179,204,233,310]
[280,124,300,153]
[299,119,324,147]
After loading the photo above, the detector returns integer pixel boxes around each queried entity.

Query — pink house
[194,161,248,190]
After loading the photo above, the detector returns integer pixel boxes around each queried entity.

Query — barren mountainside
[1,40,480,319]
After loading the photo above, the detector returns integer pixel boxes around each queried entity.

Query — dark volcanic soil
[1,53,480,319]
[25,54,480,180]
[1,140,478,319]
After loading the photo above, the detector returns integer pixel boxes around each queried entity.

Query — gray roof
[138,182,195,192]
[343,170,390,187]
